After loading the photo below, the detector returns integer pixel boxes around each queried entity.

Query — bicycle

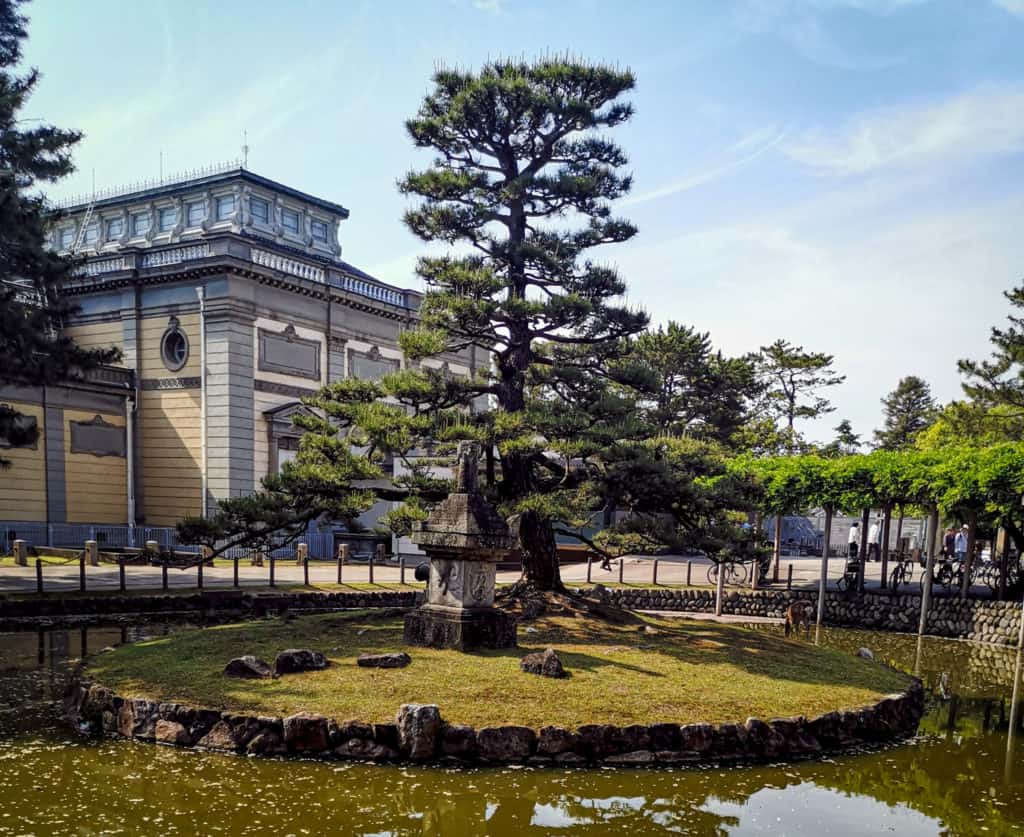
[918,560,959,595]
[707,559,748,587]
[888,558,914,593]
[835,559,860,592]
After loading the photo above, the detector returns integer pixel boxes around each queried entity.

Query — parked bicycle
[888,558,914,593]
[835,559,860,592]
[707,559,748,587]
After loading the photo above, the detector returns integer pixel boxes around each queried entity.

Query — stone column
[13,539,27,567]
[297,542,308,566]
[85,540,100,567]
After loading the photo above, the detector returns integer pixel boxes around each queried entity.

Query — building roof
[56,165,350,218]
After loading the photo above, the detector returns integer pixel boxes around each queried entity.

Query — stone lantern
[404,440,517,651]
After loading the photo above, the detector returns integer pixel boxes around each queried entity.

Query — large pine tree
[959,283,1024,417]
[0,0,119,463]
[396,59,649,589]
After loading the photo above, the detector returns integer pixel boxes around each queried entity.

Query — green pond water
[2,622,1023,836]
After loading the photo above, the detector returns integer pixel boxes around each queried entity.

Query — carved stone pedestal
[404,441,517,652]
[404,606,517,651]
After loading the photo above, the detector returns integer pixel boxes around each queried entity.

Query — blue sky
[21,0,1024,443]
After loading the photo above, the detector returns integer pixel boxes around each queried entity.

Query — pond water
[1,621,1023,836]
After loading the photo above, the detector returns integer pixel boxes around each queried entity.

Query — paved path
[0,553,989,597]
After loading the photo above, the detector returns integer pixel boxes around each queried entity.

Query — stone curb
[63,676,925,767]
[0,590,418,628]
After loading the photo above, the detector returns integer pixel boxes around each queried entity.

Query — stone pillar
[404,441,517,651]
[13,539,27,567]
[297,542,308,566]
[86,540,100,567]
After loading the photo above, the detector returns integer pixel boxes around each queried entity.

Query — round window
[161,328,189,372]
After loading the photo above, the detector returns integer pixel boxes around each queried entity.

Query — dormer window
[186,201,206,226]
[215,195,235,221]
[82,223,99,245]
[131,212,150,236]
[281,208,300,235]
[157,207,177,232]
[250,197,270,224]
[59,227,75,249]
[105,217,124,240]
[311,219,329,243]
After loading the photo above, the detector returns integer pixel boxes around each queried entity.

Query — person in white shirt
[848,521,860,561]
[867,518,882,562]
[954,525,968,563]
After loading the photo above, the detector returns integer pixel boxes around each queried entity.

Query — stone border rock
[63,676,925,767]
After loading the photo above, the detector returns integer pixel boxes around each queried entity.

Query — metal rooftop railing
[52,160,244,210]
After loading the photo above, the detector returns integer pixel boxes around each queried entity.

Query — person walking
[848,521,860,561]
[868,517,882,562]
[955,525,968,564]
[943,527,956,559]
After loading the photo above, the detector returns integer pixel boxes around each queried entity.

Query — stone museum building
[0,165,477,546]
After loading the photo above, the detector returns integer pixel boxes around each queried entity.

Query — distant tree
[754,339,845,453]
[917,401,1024,450]
[874,375,937,450]
[959,283,1024,418]
[627,322,759,446]
[0,0,119,465]
[822,419,861,458]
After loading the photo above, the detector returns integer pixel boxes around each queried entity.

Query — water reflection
[1,622,1023,835]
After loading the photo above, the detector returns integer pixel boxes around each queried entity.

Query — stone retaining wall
[63,677,925,767]
[602,587,1024,646]
[0,590,418,628]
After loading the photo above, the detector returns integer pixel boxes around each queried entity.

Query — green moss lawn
[85,611,909,729]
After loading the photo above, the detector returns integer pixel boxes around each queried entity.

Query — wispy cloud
[784,86,1024,174]
[993,0,1024,17]
[622,128,787,206]
[472,0,505,13]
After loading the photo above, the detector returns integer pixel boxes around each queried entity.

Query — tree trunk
[817,505,833,627]
[772,513,783,583]
[895,507,905,558]
[960,510,978,600]
[517,509,562,591]
[857,507,870,593]
[880,503,892,591]
[919,505,940,636]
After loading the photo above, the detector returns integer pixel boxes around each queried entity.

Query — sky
[19,0,1024,444]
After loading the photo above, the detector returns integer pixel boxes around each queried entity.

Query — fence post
[162,563,168,590]
[715,562,725,616]
[686,560,692,587]
[270,555,276,588]
[85,539,99,567]
[13,539,26,566]
[79,552,86,592]
[400,557,406,585]
[652,558,659,586]
[197,559,204,590]
[35,558,43,594]
[303,554,309,586]
[586,555,593,583]
[787,563,793,591]
[233,555,239,587]
[118,559,126,592]
[618,559,624,584]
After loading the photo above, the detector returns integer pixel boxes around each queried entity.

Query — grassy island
[86,612,910,729]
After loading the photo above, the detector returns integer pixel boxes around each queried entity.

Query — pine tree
[873,375,936,450]
[754,339,845,454]
[822,419,861,457]
[627,322,759,446]
[0,0,119,464]
[959,283,1024,417]
[395,58,648,590]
